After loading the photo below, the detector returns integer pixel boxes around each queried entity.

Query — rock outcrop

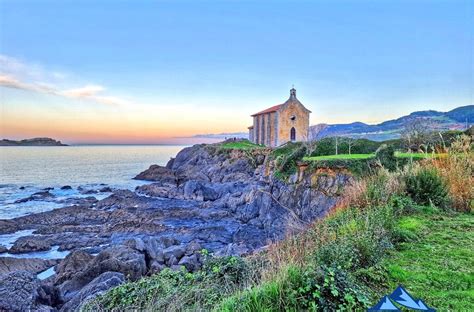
[1,143,352,310]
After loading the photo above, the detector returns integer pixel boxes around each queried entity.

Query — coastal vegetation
[89,133,473,311]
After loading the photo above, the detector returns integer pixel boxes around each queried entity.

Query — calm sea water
[0,145,185,219]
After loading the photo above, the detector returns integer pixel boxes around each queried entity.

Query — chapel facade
[248,88,311,147]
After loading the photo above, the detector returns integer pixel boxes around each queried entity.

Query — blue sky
[0,0,472,144]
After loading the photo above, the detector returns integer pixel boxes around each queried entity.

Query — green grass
[395,152,448,159]
[219,140,264,150]
[380,211,474,311]
[303,153,375,161]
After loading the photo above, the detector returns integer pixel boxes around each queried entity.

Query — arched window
[290,127,296,142]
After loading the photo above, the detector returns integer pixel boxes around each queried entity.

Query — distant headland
[0,138,68,146]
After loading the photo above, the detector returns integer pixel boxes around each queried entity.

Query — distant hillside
[0,137,68,146]
[310,105,473,141]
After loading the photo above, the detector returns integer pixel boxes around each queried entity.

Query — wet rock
[0,257,59,275]
[19,186,26,190]
[43,187,55,191]
[9,236,52,254]
[55,250,94,284]
[0,219,18,234]
[14,190,54,203]
[0,245,7,253]
[60,272,124,312]
[99,186,112,193]
[60,185,73,190]
[0,271,41,311]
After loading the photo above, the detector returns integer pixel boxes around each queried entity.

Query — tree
[344,137,355,155]
[401,119,433,152]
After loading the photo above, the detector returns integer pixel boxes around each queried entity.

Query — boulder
[185,241,202,256]
[60,185,73,190]
[60,272,124,312]
[0,245,7,253]
[178,254,200,271]
[124,237,146,252]
[143,238,165,263]
[9,236,52,254]
[163,245,186,261]
[58,246,145,302]
[0,271,41,311]
[55,250,94,284]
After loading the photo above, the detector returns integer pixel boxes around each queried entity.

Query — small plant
[405,167,449,208]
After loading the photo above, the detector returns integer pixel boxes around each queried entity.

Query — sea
[0,145,186,220]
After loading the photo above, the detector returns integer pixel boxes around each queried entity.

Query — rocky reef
[0,143,351,311]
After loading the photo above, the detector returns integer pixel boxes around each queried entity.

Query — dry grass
[430,136,474,212]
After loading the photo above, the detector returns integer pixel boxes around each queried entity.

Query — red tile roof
[251,104,283,117]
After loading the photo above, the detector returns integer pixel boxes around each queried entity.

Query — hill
[0,137,68,146]
[310,105,473,141]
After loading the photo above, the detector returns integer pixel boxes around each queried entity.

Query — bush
[375,144,398,171]
[405,167,449,208]
[219,265,369,311]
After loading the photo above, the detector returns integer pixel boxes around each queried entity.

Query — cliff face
[135,144,351,243]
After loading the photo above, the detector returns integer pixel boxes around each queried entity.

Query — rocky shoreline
[0,143,351,311]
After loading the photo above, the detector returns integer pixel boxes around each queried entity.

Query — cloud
[0,55,129,106]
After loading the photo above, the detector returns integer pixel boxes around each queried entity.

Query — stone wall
[277,101,310,146]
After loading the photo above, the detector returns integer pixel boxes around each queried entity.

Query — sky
[0,0,472,144]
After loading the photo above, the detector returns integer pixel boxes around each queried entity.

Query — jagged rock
[99,186,113,193]
[0,257,59,275]
[60,272,124,312]
[178,254,200,271]
[149,260,166,274]
[185,241,202,256]
[124,237,146,252]
[0,271,42,311]
[55,250,94,284]
[143,238,165,263]
[183,180,221,201]
[9,236,52,254]
[37,283,60,308]
[163,245,186,261]
[58,246,145,302]
[0,245,7,253]
[134,165,177,185]
[166,255,178,266]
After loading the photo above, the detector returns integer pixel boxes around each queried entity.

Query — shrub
[405,167,449,208]
[219,265,369,311]
[375,144,398,171]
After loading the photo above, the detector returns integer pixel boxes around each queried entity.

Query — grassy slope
[381,211,474,311]
[219,140,264,150]
[303,154,375,161]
